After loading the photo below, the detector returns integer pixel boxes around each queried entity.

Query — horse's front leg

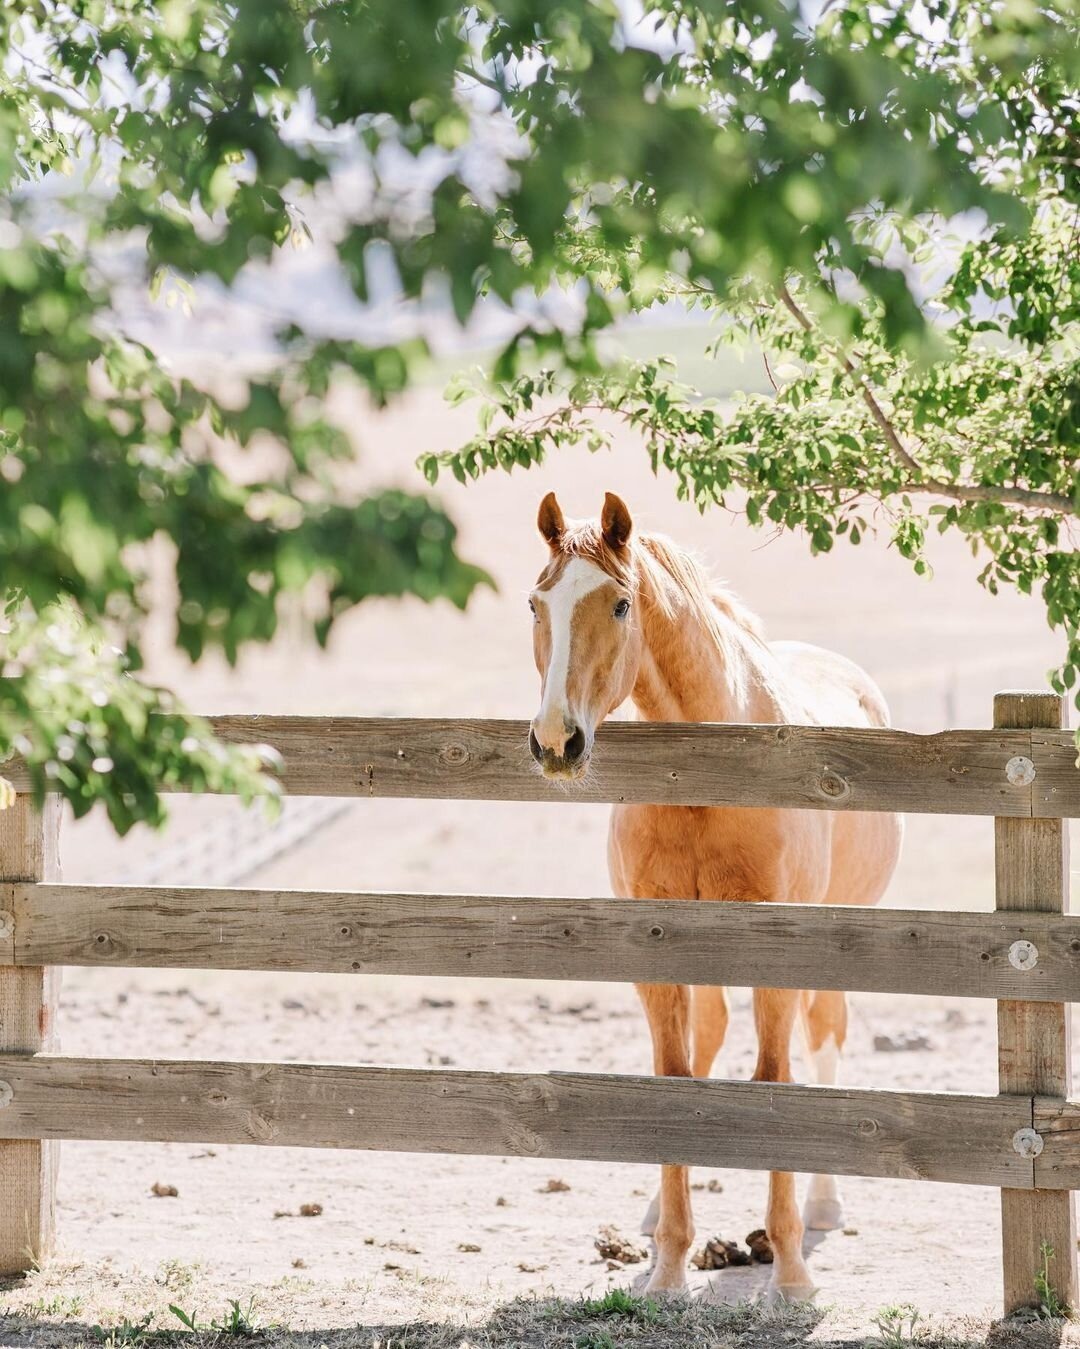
[636,981,694,1294]
[753,987,815,1303]
[641,983,729,1239]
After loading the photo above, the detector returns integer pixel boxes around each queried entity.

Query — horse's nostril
[528,728,544,763]
[565,724,587,763]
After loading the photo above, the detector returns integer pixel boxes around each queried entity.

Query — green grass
[1033,1242,1072,1321]
[609,322,772,397]
[4,1276,1074,1349]
[867,1304,923,1347]
[91,1313,155,1346]
[168,1297,267,1336]
[418,320,772,401]
[567,1289,661,1323]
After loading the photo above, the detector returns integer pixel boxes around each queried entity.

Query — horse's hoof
[640,1194,660,1237]
[803,1196,844,1231]
[765,1280,818,1307]
[644,1257,690,1297]
[643,1276,690,1299]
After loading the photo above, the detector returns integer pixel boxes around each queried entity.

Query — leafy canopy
[2,0,1078,830]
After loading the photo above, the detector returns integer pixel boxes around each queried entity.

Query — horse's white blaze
[535,557,607,730]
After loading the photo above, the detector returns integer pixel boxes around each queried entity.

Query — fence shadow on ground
[0,1292,1075,1349]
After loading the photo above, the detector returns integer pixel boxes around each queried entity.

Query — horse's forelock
[537,522,633,590]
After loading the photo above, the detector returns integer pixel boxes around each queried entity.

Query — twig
[777,283,924,479]
[776,283,1076,516]
[456,366,1077,518]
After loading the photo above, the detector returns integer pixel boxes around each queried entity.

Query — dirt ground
[3,374,1079,1345]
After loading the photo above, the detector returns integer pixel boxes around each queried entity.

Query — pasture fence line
[0,690,1076,1316]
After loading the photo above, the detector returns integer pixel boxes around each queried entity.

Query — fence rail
[0,692,1076,1315]
[5,883,1080,1002]
[6,715,1079,815]
[0,1055,1043,1188]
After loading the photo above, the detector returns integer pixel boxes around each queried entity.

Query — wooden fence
[0,689,1076,1315]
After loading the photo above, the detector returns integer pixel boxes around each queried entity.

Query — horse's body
[528,493,902,1301]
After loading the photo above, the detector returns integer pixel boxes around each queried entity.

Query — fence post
[0,793,61,1275]
[995,690,1077,1314]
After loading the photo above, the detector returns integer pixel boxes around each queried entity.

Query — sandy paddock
[2,381,1078,1345]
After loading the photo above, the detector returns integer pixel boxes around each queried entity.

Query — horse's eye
[613,598,631,619]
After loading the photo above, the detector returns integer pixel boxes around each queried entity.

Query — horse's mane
[631,528,765,650]
[549,521,765,653]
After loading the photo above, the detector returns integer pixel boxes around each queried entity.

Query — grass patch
[4,1271,1078,1349]
[168,1296,268,1337]
[1033,1242,1072,1322]
[565,1289,661,1323]
[91,1312,156,1347]
[867,1304,923,1347]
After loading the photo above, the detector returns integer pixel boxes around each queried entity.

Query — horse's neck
[631,570,786,726]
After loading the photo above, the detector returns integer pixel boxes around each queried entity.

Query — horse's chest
[608,803,822,903]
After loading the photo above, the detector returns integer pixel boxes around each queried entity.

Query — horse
[526,491,903,1301]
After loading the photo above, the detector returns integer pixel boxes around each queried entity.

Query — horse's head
[527,491,643,780]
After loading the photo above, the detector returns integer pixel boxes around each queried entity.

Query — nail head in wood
[1012,1127,1044,1159]
[1008,940,1039,972]
[1005,755,1036,787]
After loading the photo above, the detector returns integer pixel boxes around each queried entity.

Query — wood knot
[818,771,850,801]
[857,1117,879,1136]
[245,1111,279,1143]
[649,925,665,939]
[439,743,470,767]
[512,1078,559,1112]
[505,1122,543,1155]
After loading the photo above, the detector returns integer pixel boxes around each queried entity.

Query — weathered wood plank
[0,796,60,1276]
[0,1055,1034,1187]
[995,692,1077,1315]
[1,717,1049,815]
[1031,730,1080,819]
[10,884,1080,1002]
[1033,1099,1080,1191]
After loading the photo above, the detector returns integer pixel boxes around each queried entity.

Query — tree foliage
[1,0,1078,828]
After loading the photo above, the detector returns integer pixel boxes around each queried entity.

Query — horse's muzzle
[529,726,590,780]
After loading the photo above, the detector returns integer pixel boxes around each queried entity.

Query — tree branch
[897,478,1077,514]
[777,284,924,478]
[776,283,1076,516]
[464,390,1077,517]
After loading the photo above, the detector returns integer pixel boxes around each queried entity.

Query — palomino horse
[527,492,902,1301]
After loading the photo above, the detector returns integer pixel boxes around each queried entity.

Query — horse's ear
[537,492,565,549]
[601,492,633,550]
